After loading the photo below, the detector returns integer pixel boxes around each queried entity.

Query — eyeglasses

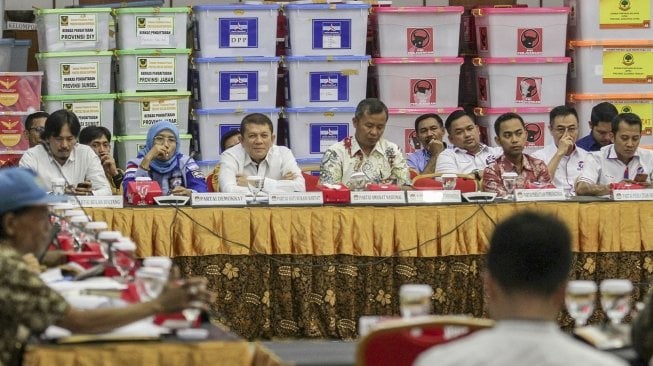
[154,136,177,144]
[29,127,45,133]
[553,126,578,134]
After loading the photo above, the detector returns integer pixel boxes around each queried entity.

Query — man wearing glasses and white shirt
[435,110,502,175]
[576,112,653,196]
[532,106,588,196]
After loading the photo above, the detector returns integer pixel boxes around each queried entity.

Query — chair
[206,173,216,192]
[302,171,320,192]
[412,173,479,193]
[356,315,494,366]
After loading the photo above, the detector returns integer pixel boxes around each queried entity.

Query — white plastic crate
[569,40,653,94]
[10,39,30,72]
[115,48,190,92]
[115,133,191,169]
[195,107,279,161]
[35,8,111,52]
[565,0,653,40]
[42,93,116,133]
[472,7,569,58]
[285,3,370,56]
[193,56,279,109]
[375,6,463,57]
[474,57,570,108]
[192,4,279,57]
[116,91,190,135]
[285,55,369,108]
[386,107,460,154]
[374,57,463,109]
[569,93,653,146]
[114,7,190,49]
[285,106,355,159]
[475,107,553,154]
[36,51,113,95]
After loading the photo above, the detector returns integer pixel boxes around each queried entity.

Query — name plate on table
[268,192,324,205]
[191,192,246,206]
[406,190,461,203]
[612,189,653,201]
[68,196,124,208]
[515,188,566,202]
[350,191,405,205]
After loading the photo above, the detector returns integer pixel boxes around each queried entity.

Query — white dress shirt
[415,320,627,366]
[19,144,112,196]
[218,144,305,193]
[532,144,588,195]
[435,144,502,174]
[577,144,653,185]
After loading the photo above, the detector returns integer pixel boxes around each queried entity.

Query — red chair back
[302,172,320,192]
[412,177,443,190]
[206,173,216,192]
[455,177,477,193]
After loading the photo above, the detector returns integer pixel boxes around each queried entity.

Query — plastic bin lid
[14,40,31,46]
[36,51,113,58]
[114,7,191,14]
[285,107,356,113]
[193,4,279,11]
[0,39,14,46]
[0,71,43,76]
[115,49,192,56]
[388,107,462,115]
[196,159,219,166]
[118,91,191,99]
[296,158,322,165]
[569,40,653,48]
[285,55,371,62]
[194,56,280,63]
[374,6,463,13]
[285,3,370,10]
[374,57,463,65]
[116,133,192,141]
[474,107,552,116]
[42,93,116,101]
[473,57,571,65]
[568,93,653,102]
[472,7,569,16]
[195,107,280,115]
[36,7,111,14]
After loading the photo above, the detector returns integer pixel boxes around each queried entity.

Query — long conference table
[84,200,653,340]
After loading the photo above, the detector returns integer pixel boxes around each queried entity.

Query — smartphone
[634,173,648,183]
[77,182,92,189]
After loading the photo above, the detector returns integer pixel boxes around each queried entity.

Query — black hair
[494,112,525,137]
[590,102,618,127]
[42,109,81,139]
[221,129,241,151]
[240,113,274,135]
[78,125,112,145]
[25,111,49,131]
[487,211,572,296]
[549,105,578,126]
[354,98,388,121]
[612,112,642,134]
[444,110,477,133]
[414,113,443,133]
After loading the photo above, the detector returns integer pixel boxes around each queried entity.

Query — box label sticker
[219,72,259,102]
[406,27,434,55]
[0,115,27,150]
[613,101,653,135]
[219,124,240,153]
[515,77,542,103]
[59,14,97,41]
[524,122,545,147]
[60,62,99,90]
[603,48,653,84]
[478,26,489,52]
[140,99,178,128]
[219,18,258,48]
[62,101,102,127]
[137,57,176,85]
[136,16,174,46]
[410,78,436,105]
[313,19,351,50]
[517,28,543,55]
[599,0,651,29]
[405,129,418,154]
[310,123,349,154]
[478,76,488,102]
[310,72,349,103]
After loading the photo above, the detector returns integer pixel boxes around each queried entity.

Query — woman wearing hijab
[123,120,207,196]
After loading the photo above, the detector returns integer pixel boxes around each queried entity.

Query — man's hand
[556,132,575,157]
[67,180,93,196]
[281,172,297,180]
[236,174,248,187]
[169,185,192,196]
[426,139,445,156]
[100,154,119,176]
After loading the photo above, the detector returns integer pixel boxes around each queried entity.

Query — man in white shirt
[219,113,305,193]
[576,112,653,196]
[19,109,111,196]
[435,110,501,175]
[532,105,588,196]
[415,211,627,366]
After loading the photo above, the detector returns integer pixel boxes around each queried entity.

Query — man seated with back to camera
[407,113,446,175]
[79,126,124,195]
[19,109,111,196]
[576,102,618,152]
[415,211,627,366]
[319,98,410,188]
[576,112,653,196]
[218,113,305,193]
[482,112,552,196]
[0,167,212,366]
[435,110,502,176]
[532,105,588,196]
[210,129,241,192]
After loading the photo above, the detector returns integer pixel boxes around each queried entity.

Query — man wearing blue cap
[0,168,211,366]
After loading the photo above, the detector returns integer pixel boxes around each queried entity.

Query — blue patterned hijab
[138,120,181,174]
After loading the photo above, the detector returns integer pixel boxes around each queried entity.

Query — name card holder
[406,190,461,204]
[515,188,566,202]
[68,195,124,208]
[268,192,324,206]
[191,192,247,207]
[612,189,653,201]
[350,191,405,205]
